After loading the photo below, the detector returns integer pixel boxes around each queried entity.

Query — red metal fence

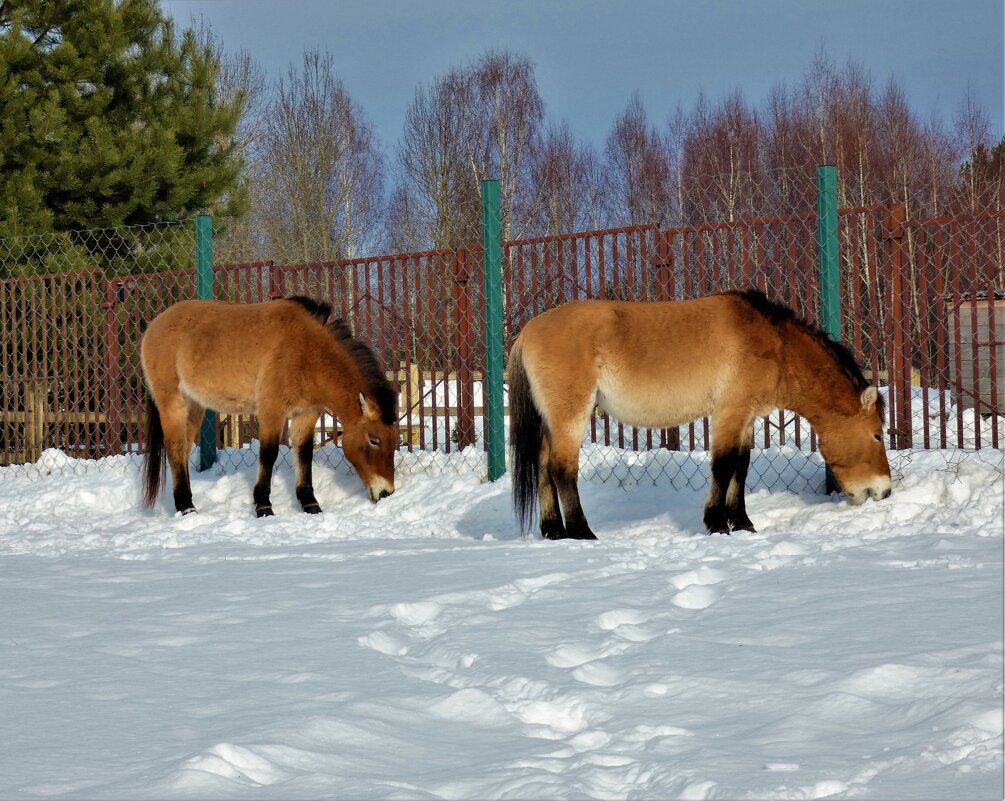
[1,204,1002,476]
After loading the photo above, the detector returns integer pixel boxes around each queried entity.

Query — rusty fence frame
[1,203,1002,476]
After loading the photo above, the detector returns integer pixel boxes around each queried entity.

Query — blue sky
[163,0,1003,154]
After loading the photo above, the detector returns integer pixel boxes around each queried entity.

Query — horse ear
[860,386,879,409]
[359,391,377,419]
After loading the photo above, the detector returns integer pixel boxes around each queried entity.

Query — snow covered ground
[1,446,1002,800]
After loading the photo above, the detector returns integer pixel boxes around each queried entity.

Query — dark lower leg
[295,439,321,513]
[725,446,755,532]
[170,465,195,513]
[552,462,596,540]
[537,436,564,538]
[538,467,565,540]
[704,447,740,534]
[168,445,195,514]
[254,437,280,517]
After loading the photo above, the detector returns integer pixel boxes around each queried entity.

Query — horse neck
[775,325,858,430]
[317,340,367,418]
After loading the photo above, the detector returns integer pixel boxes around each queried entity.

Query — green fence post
[816,165,840,494]
[481,180,506,481]
[195,214,217,471]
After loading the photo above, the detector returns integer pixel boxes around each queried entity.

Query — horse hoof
[553,529,597,541]
[541,523,566,540]
[303,503,322,514]
[180,507,197,516]
[256,505,274,518]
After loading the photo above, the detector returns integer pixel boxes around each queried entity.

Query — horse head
[342,390,399,502]
[817,386,892,505]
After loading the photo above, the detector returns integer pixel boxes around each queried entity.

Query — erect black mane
[284,295,333,324]
[727,289,885,421]
[325,318,398,425]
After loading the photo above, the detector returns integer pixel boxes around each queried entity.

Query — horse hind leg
[547,417,597,541]
[160,398,198,514]
[537,433,565,540]
[290,412,322,514]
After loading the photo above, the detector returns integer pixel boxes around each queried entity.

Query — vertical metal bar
[887,203,913,449]
[101,279,121,458]
[966,218,982,448]
[402,256,415,452]
[416,256,427,449]
[987,292,999,448]
[950,220,965,446]
[816,165,841,338]
[481,180,506,481]
[915,226,932,450]
[452,250,475,449]
[815,166,842,491]
[195,215,216,471]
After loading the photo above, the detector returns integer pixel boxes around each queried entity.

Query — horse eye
[368,436,381,447]
[874,434,882,442]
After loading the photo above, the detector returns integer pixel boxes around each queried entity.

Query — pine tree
[0,0,247,238]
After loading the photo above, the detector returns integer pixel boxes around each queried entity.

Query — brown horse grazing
[507,290,892,539]
[141,296,399,517]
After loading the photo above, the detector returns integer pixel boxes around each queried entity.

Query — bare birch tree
[679,91,764,223]
[604,93,672,227]
[390,50,544,249]
[254,51,385,263]
[388,72,479,250]
[467,51,545,240]
[529,122,602,236]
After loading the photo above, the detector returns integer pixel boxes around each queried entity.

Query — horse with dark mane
[507,290,891,539]
[140,295,399,517]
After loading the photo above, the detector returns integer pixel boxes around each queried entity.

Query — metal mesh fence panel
[211,212,490,476]
[1,174,1001,493]
[0,223,196,477]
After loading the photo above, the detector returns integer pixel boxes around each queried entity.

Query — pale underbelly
[595,385,714,428]
[178,376,259,416]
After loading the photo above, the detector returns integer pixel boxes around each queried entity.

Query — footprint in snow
[668,566,727,610]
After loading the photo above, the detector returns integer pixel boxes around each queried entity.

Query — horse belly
[596,375,715,428]
[175,343,263,416]
[178,374,258,415]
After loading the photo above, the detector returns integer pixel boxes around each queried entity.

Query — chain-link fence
[1,171,1002,494]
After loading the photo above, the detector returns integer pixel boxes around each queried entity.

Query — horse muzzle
[367,479,395,503]
[845,477,892,505]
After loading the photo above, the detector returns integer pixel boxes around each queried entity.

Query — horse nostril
[881,487,891,500]
[378,489,390,500]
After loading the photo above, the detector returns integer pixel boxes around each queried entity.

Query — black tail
[508,344,544,534]
[142,393,165,507]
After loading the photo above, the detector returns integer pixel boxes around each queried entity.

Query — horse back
[141,299,331,415]
[514,296,782,428]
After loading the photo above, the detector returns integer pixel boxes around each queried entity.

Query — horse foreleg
[253,407,285,518]
[725,422,755,532]
[537,433,565,540]
[290,412,321,514]
[705,412,754,534]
